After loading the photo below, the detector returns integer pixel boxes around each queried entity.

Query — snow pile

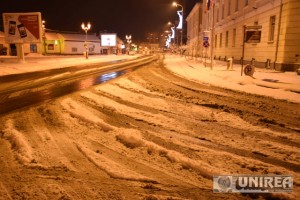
[80,91,184,131]
[164,55,300,103]
[76,143,155,183]
[61,98,114,132]
[116,129,218,179]
[0,54,140,76]
[115,78,155,94]
[2,119,34,164]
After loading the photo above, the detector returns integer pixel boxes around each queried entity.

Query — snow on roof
[58,33,100,42]
[45,32,60,40]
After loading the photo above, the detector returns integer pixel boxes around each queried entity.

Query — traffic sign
[203,40,209,48]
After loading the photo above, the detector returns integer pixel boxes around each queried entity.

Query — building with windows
[1,30,125,56]
[186,3,203,57]
[186,0,300,71]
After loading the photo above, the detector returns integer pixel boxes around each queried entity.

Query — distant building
[186,0,300,71]
[0,31,9,55]
[146,32,159,44]
[0,30,125,56]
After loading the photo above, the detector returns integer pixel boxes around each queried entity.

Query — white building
[1,31,124,56]
[186,3,203,57]
[186,0,300,71]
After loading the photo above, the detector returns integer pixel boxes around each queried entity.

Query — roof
[45,32,60,40]
[59,33,100,42]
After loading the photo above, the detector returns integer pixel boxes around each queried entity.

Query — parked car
[0,47,7,55]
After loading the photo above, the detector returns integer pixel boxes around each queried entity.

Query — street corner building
[186,0,300,71]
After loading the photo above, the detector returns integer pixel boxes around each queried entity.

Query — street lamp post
[81,22,91,59]
[168,22,176,48]
[42,20,46,55]
[173,2,183,47]
[126,35,132,54]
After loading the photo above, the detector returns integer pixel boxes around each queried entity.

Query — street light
[81,22,91,59]
[126,35,132,54]
[172,2,183,47]
[42,20,46,55]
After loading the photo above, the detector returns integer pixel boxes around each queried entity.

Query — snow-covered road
[0,56,299,199]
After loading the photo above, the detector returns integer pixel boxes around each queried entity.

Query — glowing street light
[81,22,91,59]
[126,35,132,54]
[168,22,175,39]
[172,2,183,47]
[42,20,46,55]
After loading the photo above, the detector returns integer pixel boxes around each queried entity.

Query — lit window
[269,16,276,42]
[48,44,54,50]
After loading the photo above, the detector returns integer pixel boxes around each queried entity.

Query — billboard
[101,34,117,47]
[2,12,42,44]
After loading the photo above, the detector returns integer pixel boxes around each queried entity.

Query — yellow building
[187,0,300,71]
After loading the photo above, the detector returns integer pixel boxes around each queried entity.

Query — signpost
[203,36,209,67]
[2,12,42,62]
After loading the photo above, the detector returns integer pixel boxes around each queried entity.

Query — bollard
[227,57,233,70]
[251,58,255,66]
[266,59,271,69]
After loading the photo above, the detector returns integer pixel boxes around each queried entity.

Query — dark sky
[0,0,201,41]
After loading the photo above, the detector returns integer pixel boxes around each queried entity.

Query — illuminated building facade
[186,0,300,71]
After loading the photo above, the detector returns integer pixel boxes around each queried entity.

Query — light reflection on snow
[99,72,119,83]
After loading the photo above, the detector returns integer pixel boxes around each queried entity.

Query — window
[89,47,94,52]
[216,8,219,22]
[220,33,223,48]
[48,44,54,50]
[235,0,238,12]
[225,31,229,47]
[215,34,218,48]
[269,16,276,42]
[244,0,248,6]
[232,28,236,47]
[228,0,231,16]
[222,3,225,19]
[30,44,37,53]
[72,47,77,52]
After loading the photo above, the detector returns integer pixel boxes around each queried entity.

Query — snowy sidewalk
[164,54,300,103]
[0,54,140,76]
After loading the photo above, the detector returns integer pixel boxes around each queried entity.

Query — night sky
[0,0,201,41]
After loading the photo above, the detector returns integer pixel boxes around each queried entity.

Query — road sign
[244,64,255,76]
[203,36,209,41]
[203,40,209,48]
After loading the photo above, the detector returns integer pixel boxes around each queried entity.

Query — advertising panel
[3,12,42,44]
[101,34,117,47]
